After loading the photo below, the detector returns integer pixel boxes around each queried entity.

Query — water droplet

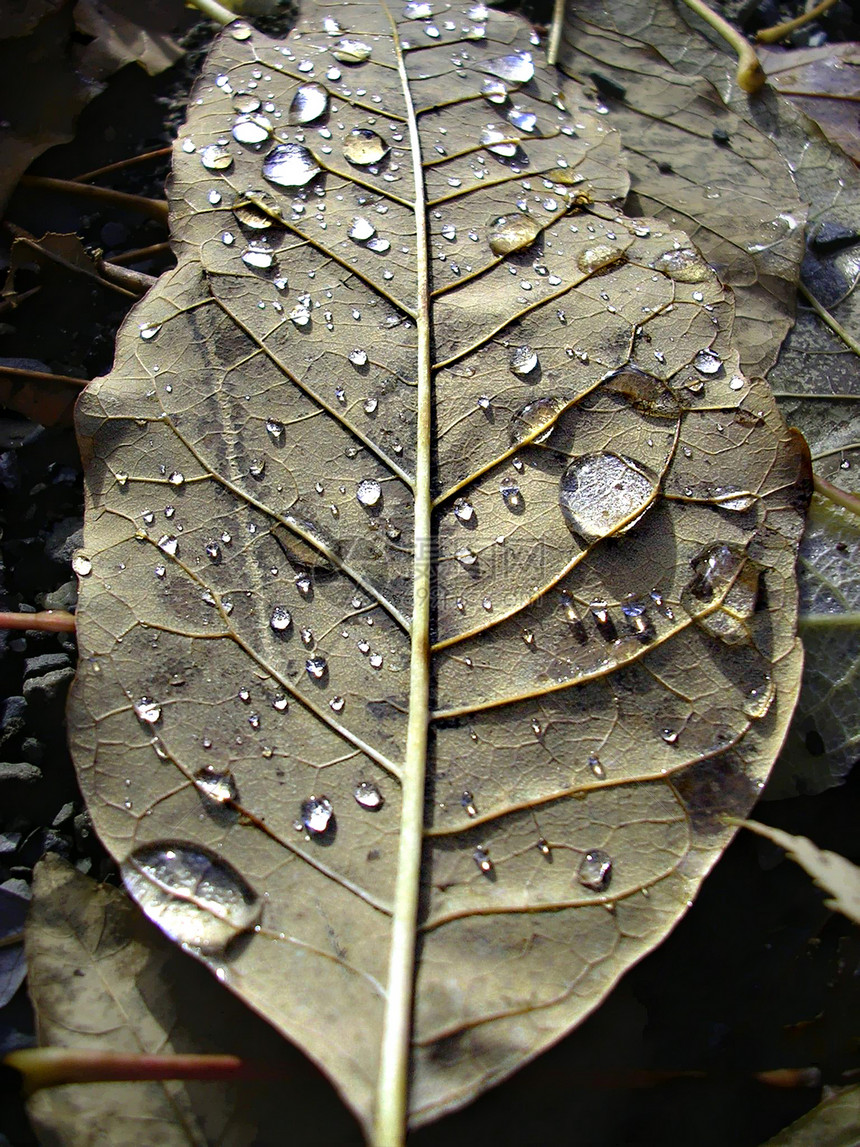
[121,841,261,953]
[349,216,376,242]
[366,237,391,253]
[456,546,477,566]
[481,51,534,83]
[230,19,252,40]
[473,845,494,874]
[559,453,656,540]
[157,535,179,556]
[488,213,540,255]
[139,321,162,340]
[694,349,722,375]
[482,78,508,104]
[133,697,162,725]
[536,837,551,856]
[660,726,680,745]
[72,552,92,577]
[509,396,563,445]
[577,244,624,273]
[301,795,334,836]
[480,124,519,158]
[621,595,654,641]
[249,458,266,479]
[330,695,345,712]
[200,144,233,171]
[266,418,285,440]
[232,115,272,145]
[369,652,383,669]
[332,38,372,63]
[343,128,389,166]
[272,694,289,711]
[289,82,329,125]
[577,849,612,891]
[590,601,617,641]
[356,478,381,507]
[712,487,756,512]
[232,92,261,114]
[509,345,538,376]
[603,365,681,419]
[355,780,384,809]
[453,498,474,522]
[194,765,238,804]
[461,790,477,816]
[205,541,221,562]
[477,395,491,410]
[531,717,542,737]
[262,143,320,187]
[168,471,185,488]
[349,348,368,367]
[588,753,605,778]
[305,655,327,679]
[508,106,536,132]
[651,247,710,282]
[500,476,522,509]
[270,606,292,632]
[241,241,274,270]
[154,564,166,579]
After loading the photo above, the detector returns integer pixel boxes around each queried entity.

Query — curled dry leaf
[555,0,806,379]
[68,3,810,1137]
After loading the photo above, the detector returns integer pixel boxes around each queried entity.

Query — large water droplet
[349,216,376,242]
[121,841,261,953]
[603,365,681,418]
[481,51,534,83]
[301,795,333,834]
[262,143,320,188]
[509,396,563,445]
[456,546,477,566]
[72,552,92,577]
[509,345,538,376]
[577,244,625,273]
[232,114,272,145]
[488,213,540,255]
[507,106,536,132]
[482,78,508,104]
[694,349,723,375]
[356,478,381,507]
[559,453,656,540]
[241,240,274,269]
[354,780,384,810]
[233,92,261,114]
[343,128,389,166]
[200,144,233,172]
[651,247,710,283]
[289,82,329,125]
[577,849,612,891]
[481,124,518,158]
[332,38,372,63]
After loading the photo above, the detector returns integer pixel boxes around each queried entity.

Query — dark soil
[0,3,858,1145]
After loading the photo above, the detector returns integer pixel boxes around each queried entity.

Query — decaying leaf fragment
[68,3,810,1139]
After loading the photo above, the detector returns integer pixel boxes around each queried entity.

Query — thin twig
[4,230,137,301]
[813,472,860,517]
[799,281,860,358]
[0,611,76,633]
[546,0,565,66]
[97,260,158,295]
[756,0,839,44]
[677,0,765,92]
[0,366,87,389]
[107,242,173,266]
[775,89,860,103]
[186,0,241,25]
[19,177,168,223]
[73,147,172,184]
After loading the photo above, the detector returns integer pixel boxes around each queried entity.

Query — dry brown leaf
[67,5,811,1140]
[761,43,860,164]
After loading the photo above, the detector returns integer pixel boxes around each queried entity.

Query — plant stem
[0,611,76,633]
[73,147,173,184]
[0,366,87,388]
[4,1048,283,1095]
[186,0,241,25]
[372,14,432,1147]
[546,0,565,66]
[19,177,168,223]
[813,473,860,517]
[677,0,765,92]
[798,282,860,358]
[756,0,839,44]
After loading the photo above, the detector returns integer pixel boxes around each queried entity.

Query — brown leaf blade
[68,4,810,1137]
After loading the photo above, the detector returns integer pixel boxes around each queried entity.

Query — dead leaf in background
[73,0,189,82]
[68,3,810,1137]
[25,853,356,1147]
[556,0,860,798]
[555,0,806,379]
[763,1084,860,1147]
[761,43,860,164]
[738,818,860,924]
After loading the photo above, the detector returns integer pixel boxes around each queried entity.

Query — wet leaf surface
[760,44,860,164]
[68,3,810,1134]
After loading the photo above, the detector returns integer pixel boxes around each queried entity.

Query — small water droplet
[531,717,542,737]
[461,790,477,817]
[232,114,272,145]
[270,606,292,632]
[205,541,221,562]
[651,247,710,282]
[355,780,384,809]
[200,144,233,172]
[509,345,538,376]
[329,695,345,712]
[300,795,334,834]
[473,845,494,874]
[577,849,613,891]
[349,216,376,242]
[500,476,522,509]
[588,753,605,779]
[536,837,551,856]
[194,765,238,804]
[229,19,252,40]
[232,92,261,114]
[356,478,382,507]
[349,348,368,366]
[266,418,284,441]
[369,652,383,669]
[168,471,185,488]
[272,695,289,712]
[305,655,327,679]
[453,498,474,522]
[157,535,179,556]
[363,396,378,414]
[72,552,92,577]
[241,241,274,270]
[694,349,722,375]
[121,841,261,953]
[481,51,534,83]
[139,321,162,340]
[509,396,563,445]
[577,244,624,273]
[249,458,266,479]
[133,697,162,725]
[456,546,477,566]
